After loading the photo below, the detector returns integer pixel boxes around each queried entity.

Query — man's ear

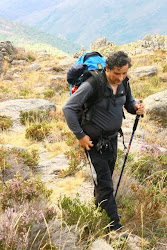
[105,65,109,72]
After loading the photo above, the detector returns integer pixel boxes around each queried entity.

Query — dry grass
[0,46,167,249]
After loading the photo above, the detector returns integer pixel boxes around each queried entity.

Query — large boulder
[130,66,157,78]
[144,90,167,126]
[0,99,56,122]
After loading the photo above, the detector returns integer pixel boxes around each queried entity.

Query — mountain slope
[0,0,167,48]
[0,17,80,54]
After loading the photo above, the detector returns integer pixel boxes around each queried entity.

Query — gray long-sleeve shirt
[63,77,136,139]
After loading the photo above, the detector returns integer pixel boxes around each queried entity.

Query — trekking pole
[114,114,141,198]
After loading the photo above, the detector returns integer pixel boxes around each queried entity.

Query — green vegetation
[43,90,55,99]
[19,149,39,169]
[0,115,13,130]
[0,174,55,249]
[0,147,39,171]
[58,195,110,241]
[130,76,167,99]
[163,63,167,72]
[25,122,52,141]
[20,110,52,125]
[115,146,167,245]
[59,131,87,177]
[0,18,80,54]
[0,174,52,210]
[0,39,166,249]
[19,88,31,97]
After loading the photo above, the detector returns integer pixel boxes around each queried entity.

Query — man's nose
[118,75,124,82]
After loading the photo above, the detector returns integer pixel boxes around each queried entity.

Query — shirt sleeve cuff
[75,130,86,140]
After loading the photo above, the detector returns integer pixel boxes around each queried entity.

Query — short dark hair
[106,51,132,69]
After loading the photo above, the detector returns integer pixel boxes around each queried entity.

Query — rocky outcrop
[128,34,167,56]
[0,99,56,132]
[144,90,167,126]
[0,41,15,57]
[0,99,56,122]
[74,45,86,58]
[0,41,15,72]
[90,37,114,50]
[130,66,157,78]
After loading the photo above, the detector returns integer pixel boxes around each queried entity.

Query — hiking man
[63,51,145,231]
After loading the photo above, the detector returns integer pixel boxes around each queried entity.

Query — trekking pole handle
[133,115,140,132]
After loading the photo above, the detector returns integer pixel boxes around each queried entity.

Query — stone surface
[28,63,41,71]
[91,239,114,250]
[58,56,77,68]
[144,90,167,125]
[130,66,157,78]
[11,60,27,66]
[0,98,56,122]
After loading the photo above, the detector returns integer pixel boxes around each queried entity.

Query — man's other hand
[79,135,94,150]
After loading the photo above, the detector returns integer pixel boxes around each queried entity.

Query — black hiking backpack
[67,51,106,95]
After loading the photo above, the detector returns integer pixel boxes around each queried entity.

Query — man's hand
[79,135,94,151]
[134,102,145,116]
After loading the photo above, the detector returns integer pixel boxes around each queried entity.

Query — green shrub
[0,147,39,172]
[19,149,39,168]
[0,115,13,130]
[27,53,36,62]
[43,90,55,98]
[162,64,167,72]
[20,110,51,125]
[59,149,87,177]
[58,195,110,241]
[19,89,31,96]
[25,122,52,141]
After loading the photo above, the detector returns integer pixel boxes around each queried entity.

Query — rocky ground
[0,41,167,249]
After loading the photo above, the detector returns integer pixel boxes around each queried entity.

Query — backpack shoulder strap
[122,77,130,95]
[84,70,107,104]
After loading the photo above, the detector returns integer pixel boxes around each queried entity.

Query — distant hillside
[0,0,167,48]
[0,17,80,54]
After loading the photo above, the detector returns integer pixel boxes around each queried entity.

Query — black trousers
[86,136,120,225]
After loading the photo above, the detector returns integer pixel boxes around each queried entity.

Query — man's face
[106,64,129,86]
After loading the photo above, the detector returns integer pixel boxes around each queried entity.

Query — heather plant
[0,115,13,130]
[20,110,51,125]
[0,202,56,249]
[25,122,52,141]
[0,174,52,210]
